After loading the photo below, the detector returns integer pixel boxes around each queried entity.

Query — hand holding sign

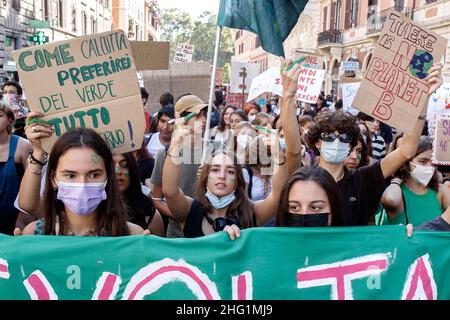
[424,63,443,96]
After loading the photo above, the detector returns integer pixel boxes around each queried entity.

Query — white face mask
[320,139,350,164]
[410,162,435,186]
[248,115,256,122]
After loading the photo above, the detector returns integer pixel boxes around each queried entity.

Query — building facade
[0,0,113,82]
[112,0,144,40]
[144,0,161,41]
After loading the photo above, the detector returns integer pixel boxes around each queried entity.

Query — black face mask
[287,213,330,227]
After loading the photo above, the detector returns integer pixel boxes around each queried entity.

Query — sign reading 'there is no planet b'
[12,30,146,154]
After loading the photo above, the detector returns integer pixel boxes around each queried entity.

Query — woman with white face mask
[381,136,450,226]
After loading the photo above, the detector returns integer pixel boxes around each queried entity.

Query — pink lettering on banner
[92,272,122,300]
[232,271,253,300]
[401,254,437,300]
[23,270,58,300]
[297,253,389,300]
[0,258,10,279]
[122,258,221,300]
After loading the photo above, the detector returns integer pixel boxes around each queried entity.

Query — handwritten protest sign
[174,43,194,63]
[12,30,145,154]
[427,82,450,136]
[227,92,247,108]
[352,10,447,133]
[1,227,450,299]
[295,67,326,104]
[341,82,361,115]
[247,67,282,102]
[432,115,450,165]
[230,61,260,94]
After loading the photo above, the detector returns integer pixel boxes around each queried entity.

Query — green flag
[217,0,308,57]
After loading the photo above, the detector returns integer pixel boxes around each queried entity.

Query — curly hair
[306,111,360,156]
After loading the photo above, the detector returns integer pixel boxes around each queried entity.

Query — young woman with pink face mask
[19,124,147,236]
[381,136,450,226]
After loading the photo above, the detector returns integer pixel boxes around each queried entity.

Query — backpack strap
[401,187,409,225]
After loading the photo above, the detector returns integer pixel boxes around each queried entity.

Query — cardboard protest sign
[230,61,260,94]
[1,227,450,299]
[227,92,247,108]
[341,82,361,115]
[427,82,450,136]
[130,41,170,70]
[432,115,450,165]
[295,67,326,104]
[13,30,146,154]
[247,67,282,102]
[292,50,323,69]
[352,10,447,133]
[173,43,194,63]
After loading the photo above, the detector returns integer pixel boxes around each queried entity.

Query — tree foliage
[160,9,234,69]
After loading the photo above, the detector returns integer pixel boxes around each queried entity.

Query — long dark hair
[43,128,130,236]
[276,166,343,227]
[121,152,155,226]
[217,105,237,132]
[397,135,438,191]
[196,150,255,228]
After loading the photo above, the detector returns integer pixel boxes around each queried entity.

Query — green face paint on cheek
[115,166,120,174]
[124,172,129,177]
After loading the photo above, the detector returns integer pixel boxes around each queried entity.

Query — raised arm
[162,118,193,224]
[280,59,303,174]
[17,112,53,217]
[254,135,289,226]
[380,178,404,218]
[380,64,443,179]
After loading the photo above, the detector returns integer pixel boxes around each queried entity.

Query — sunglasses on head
[320,132,352,143]
[205,214,237,232]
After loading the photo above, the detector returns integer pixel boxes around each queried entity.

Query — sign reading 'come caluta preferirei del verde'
[12,30,146,154]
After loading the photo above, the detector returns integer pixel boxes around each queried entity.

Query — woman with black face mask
[276,166,343,227]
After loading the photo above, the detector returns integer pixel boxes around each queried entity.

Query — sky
[159,0,220,19]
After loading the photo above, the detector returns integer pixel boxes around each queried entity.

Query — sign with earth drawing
[352,10,447,133]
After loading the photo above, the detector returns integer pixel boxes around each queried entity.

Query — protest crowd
[0,58,449,242]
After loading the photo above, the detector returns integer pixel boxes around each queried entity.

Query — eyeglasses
[320,132,352,143]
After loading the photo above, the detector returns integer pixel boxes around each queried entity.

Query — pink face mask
[54,179,107,215]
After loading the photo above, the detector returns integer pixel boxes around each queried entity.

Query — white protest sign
[295,67,326,104]
[341,82,361,115]
[427,82,450,136]
[247,67,282,102]
[341,61,359,71]
[230,61,260,94]
[174,43,194,63]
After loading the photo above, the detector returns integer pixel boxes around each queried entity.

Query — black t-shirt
[337,161,387,226]
[124,195,155,230]
[184,200,207,238]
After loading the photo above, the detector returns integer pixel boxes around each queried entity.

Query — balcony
[317,30,343,47]
[367,7,412,34]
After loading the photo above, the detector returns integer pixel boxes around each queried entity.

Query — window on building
[331,1,342,31]
[425,0,437,4]
[345,0,359,29]
[322,6,328,31]
[81,10,87,35]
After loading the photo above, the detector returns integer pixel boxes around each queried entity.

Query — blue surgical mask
[320,139,350,164]
[205,188,235,209]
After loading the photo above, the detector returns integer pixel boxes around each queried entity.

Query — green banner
[0,226,449,300]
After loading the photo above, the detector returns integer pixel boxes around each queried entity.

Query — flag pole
[202,26,222,164]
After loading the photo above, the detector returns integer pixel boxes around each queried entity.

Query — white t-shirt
[146,132,165,159]
[242,168,272,201]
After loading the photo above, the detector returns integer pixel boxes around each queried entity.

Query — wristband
[29,151,48,166]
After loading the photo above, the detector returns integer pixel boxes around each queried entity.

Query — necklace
[66,224,96,236]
